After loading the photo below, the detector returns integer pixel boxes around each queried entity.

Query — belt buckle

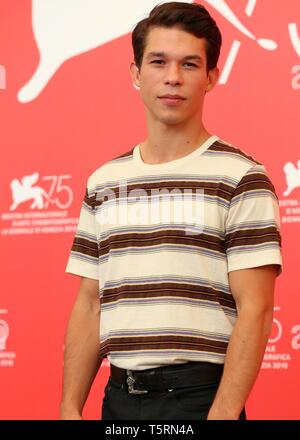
[126,370,148,395]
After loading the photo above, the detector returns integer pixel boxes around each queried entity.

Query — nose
[164,63,183,86]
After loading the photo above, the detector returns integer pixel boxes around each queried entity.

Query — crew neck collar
[133,135,219,171]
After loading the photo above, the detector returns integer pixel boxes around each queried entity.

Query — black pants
[101,376,247,420]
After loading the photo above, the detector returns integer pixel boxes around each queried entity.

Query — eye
[151,59,165,65]
[183,62,198,68]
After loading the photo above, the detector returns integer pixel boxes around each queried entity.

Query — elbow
[262,308,274,339]
[252,307,274,340]
[237,302,274,339]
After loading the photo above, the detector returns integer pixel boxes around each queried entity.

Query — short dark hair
[132,2,222,73]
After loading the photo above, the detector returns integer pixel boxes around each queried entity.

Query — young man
[60,2,282,420]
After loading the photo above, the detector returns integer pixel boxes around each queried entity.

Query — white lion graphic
[10,173,49,210]
[18,0,277,103]
[283,161,300,197]
[18,0,192,103]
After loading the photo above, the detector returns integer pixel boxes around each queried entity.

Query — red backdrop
[0,0,299,419]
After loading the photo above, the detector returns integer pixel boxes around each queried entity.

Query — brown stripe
[114,148,135,159]
[101,282,236,309]
[225,226,281,249]
[71,236,98,258]
[99,335,227,357]
[84,188,96,209]
[207,141,261,164]
[233,172,277,198]
[99,230,225,257]
[94,180,235,207]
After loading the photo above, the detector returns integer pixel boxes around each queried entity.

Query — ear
[205,67,219,93]
[130,61,141,89]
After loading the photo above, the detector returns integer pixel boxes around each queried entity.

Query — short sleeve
[225,164,282,276]
[65,184,99,280]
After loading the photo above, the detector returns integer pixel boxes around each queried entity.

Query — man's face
[130,26,219,126]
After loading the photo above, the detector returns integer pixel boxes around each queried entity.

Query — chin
[159,115,187,126]
[153,111,183,124]
[162,119,183,126]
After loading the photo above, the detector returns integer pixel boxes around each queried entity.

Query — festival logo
[280,160,300,224]
[0,311,16,368]
[283,161,300,197]
[0,65,6,90]
[10,173,50,211]
[1,173,78,236]
[262,306,300,370]
[0,319,9,351]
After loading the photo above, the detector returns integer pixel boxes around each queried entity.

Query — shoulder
[209,137,262,168]
[208,137,272,185]
[86,146,135,192]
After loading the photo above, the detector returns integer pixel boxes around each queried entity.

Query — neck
[140,113,212,165]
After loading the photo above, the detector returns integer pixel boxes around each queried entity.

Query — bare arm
[60,277,103,419]
[207,264,278,420]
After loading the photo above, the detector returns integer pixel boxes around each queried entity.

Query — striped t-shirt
[66,135,282,370]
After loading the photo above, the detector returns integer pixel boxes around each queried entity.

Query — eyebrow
[145,51,203,62]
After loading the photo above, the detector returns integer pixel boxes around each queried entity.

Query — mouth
[158,94,186,106]
[159,94,185,100]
